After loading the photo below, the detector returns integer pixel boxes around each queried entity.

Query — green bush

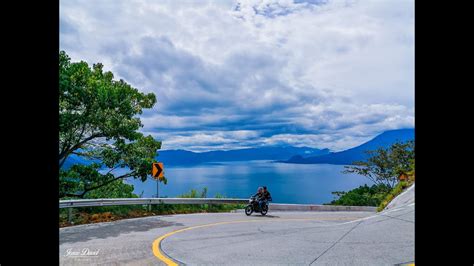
[327,184,392,206]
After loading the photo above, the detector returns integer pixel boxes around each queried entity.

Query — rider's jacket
[261,191,272,201]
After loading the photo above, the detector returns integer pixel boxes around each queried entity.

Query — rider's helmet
[257,187,263,193]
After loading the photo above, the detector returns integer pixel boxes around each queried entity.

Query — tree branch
[105,165,120,175]
[81,172,135,197]
[59,133,104,167]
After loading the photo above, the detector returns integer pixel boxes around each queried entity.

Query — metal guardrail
[59,198,248,209]
[59,198,377,223]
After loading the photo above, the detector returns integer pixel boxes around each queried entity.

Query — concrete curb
[268,203,377,212]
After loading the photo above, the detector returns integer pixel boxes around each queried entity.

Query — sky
[60,0,414,152]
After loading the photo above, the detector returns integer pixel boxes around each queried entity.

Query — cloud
[60,0,414,152]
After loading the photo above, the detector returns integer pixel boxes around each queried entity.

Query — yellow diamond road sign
[152,162,164,180]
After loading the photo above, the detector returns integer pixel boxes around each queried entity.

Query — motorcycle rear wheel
[261,205,268,216]
[245,205,253,216]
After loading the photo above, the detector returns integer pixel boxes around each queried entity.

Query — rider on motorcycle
[251,186,272,210]
[245,186,272,216]
[253,187,263,200]
[252,187,264,209]
[260,186,272,209]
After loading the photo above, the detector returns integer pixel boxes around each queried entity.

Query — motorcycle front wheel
[245,205,253,216]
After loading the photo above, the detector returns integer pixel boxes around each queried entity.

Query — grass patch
[377,180,414,212]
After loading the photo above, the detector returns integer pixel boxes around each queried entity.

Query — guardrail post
[68,208,72,223]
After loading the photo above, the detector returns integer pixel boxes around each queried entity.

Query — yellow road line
[152,217,357,265]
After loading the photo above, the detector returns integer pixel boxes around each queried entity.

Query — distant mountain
[284,128,414,165]
[157,146,330,165]
[60,146,330,168]
[60,129,414,168]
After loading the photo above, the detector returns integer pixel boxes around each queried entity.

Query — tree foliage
[343,140,414,188]
[59,51,164,198]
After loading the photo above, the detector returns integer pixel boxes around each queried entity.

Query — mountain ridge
[60,128,414,168]
[157,146,330,165]
[284,128,414,165]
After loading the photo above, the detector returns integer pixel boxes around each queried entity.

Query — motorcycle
[245,196,269,216]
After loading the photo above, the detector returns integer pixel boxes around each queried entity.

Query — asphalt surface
[60,187,414,265]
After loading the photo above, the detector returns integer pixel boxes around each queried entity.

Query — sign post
[152,162,164,198]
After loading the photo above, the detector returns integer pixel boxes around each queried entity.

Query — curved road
[60,186,414,265]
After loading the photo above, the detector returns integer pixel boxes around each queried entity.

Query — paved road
[60,187,414,265]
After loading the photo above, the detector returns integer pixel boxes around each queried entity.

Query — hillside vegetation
[327,140,414,211]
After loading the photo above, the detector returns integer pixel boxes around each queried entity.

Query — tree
[59,51,164,198]
[343,140,414,188]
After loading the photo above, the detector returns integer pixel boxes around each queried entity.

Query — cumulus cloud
[60,0,414,152]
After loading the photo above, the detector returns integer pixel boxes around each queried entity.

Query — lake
[123,160,372,204]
